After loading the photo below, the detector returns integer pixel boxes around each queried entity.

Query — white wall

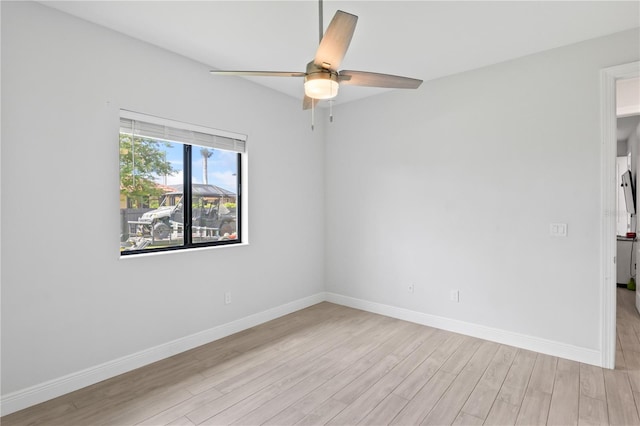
[1,1,324,397]
[325,29,640,352]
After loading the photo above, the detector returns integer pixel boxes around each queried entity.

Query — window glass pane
[191,145,239,243]
[120,134,184,252]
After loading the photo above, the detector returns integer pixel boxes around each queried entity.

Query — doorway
[601,61,640,369]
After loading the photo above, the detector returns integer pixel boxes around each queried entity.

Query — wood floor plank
[495,349,538,407]
[92,388,194,426]
[231,337,387,426]
[547,358,580,426]
[326,321,428,406]
[603,368,640,425]
[261,360,373,426]
[327,362,403,424]
[137,386,224,426]
[580,363,607,401]
[389,369,457,425]
[186,328,338,395]
[389,323,439,359]
[331,353,404,405]
[263,327,413,426]
[358,394,409,425]
[70,355,206,410]
[205,358,326,425]
[440,336,482,374]
[296,398,347,426]
[616,345,627,370]
[460,344,517,419]
[527,353,558,394]
[228,372,329,426]
[484,399,520,425]
[191,348,342,425]
[578,394,609,426]
[326,328,447,425]
[452,411,484,425]
[421,368,483,426]
[185,348,341,421]
[618,328,640,356]
[184,313,394,424]
[513,353,557,426]
[207,318,364,394]
[392,332,465,400]
[0,398,77,426]
[189,308,385,396]
[36,374,197,426]
[165,416,196,426]
[386,329,448,380]
[634,391,640,422]
[618,289,640,355]
[515,388,552,426]
[420,341,499,425]
[622,349,640,392]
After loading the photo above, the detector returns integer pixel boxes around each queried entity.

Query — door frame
[601,61,640,369]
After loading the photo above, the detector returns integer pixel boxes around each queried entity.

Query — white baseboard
[325,292,601,367]
[0,293,325,416]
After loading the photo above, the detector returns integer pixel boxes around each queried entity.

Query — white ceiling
[42,1,640,106]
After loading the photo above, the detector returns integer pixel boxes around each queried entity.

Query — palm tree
[200,148,213,184]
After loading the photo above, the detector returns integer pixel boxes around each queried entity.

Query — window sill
[119,241,249,260]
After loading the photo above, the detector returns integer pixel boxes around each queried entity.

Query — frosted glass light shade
[304,74,339,99]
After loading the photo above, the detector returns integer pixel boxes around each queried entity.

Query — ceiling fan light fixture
[304,72,339,100]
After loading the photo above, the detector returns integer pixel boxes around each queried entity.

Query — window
[119,110,246,255]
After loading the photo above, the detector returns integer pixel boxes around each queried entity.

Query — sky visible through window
[158,142,237,191]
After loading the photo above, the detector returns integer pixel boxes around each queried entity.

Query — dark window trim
[121,146,242,257]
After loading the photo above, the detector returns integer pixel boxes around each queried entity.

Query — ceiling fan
[209,0,423,124]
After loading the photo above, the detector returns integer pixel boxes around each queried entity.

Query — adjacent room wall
[325,28,640,354]
[1,1,325,398]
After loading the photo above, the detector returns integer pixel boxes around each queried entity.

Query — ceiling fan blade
[338,70,423,89]
[303,95,319,110]
[210,70,306,77]
[314,10,358,71]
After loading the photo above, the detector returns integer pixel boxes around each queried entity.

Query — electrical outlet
[408,284,415,293]
[224,291,231,305]
[450,290,459,303]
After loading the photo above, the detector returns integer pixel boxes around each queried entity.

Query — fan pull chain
[311,99,315,131]
[329,100,334,123]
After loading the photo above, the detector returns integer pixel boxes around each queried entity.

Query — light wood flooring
[4,290,640,425]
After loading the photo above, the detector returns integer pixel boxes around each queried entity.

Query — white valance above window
[119,110,247,153]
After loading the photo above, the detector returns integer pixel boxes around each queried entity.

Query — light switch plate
[550,223,568,237]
